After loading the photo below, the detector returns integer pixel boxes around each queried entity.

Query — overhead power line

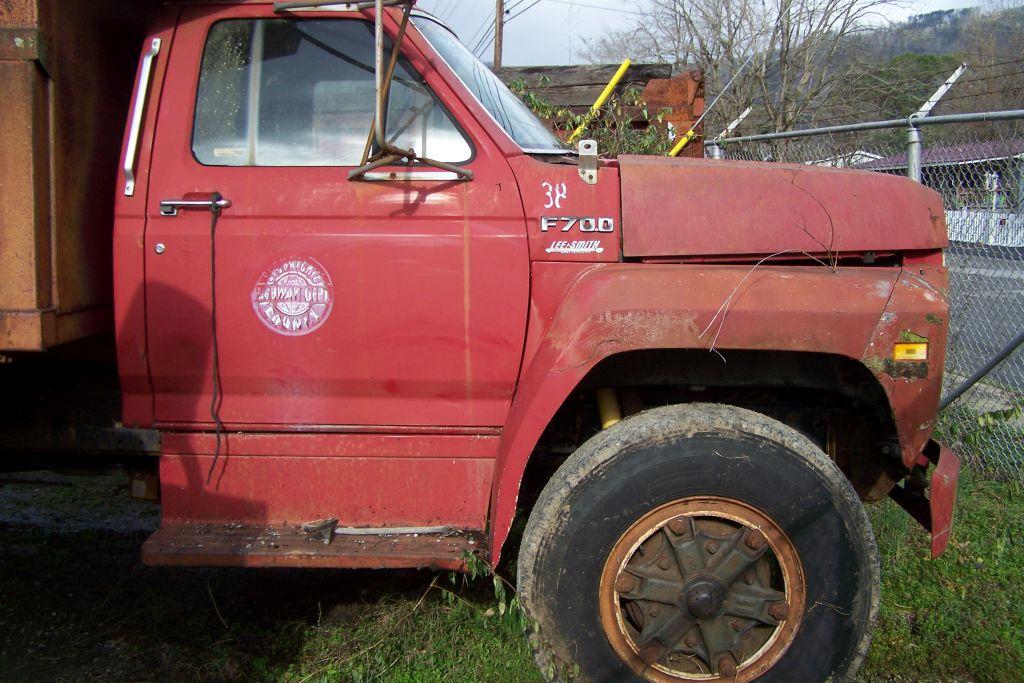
[505,0,531,14]
[787,62,1024,121]
[723,56,1023,126]
[475,0,543,59]
[508,0,542,22]
[466,6,497,53]
[540,0,651,17]
[472,23,496,56]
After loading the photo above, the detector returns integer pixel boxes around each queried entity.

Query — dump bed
[0,0,157,350]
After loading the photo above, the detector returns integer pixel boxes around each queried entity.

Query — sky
[414,0,980,66]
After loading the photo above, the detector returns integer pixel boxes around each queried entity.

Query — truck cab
[104,2,958,681]
[117,2,619,552]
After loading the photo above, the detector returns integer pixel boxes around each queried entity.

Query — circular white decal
[251,257,334,336]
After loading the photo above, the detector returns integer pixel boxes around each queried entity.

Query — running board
[142,523,485,570]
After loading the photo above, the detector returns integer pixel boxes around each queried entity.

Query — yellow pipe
[668,127,698,157]
[568,58,632,143]
[596,388,622,429]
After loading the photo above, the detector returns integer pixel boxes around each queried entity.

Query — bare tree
[586,0,899,132]
[822,2,1024,129]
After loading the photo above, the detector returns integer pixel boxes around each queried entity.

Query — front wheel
[518,403,879,682]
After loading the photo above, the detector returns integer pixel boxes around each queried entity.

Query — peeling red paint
[862,265,950,468]
[102,3,959,571]
[619,156,948,258]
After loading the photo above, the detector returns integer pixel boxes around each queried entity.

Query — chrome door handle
[160,197,232,217]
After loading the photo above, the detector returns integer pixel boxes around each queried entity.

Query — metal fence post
[698,109,1024,479]
[906,124,923,182]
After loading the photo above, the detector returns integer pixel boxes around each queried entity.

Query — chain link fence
[711,113,1024,479]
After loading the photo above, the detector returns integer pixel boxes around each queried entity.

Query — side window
[193,19,472,167]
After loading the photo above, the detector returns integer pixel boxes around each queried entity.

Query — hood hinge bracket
[578,139,598,185]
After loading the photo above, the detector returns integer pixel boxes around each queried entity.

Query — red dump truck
[1,1,960,680]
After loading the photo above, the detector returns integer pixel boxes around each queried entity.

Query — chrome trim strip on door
[361,170,468,182]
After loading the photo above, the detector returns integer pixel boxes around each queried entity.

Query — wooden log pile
[495,63,705,157]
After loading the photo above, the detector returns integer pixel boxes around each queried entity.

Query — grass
[862,472,1024,681]
[278,575,537,683]
[936,402,1023,474]
[0,472,1021,682]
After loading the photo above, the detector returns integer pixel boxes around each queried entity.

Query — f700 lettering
[540,216,615,233]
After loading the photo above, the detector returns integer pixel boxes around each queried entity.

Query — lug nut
[744,572,756,585]
[746,532,767,550]
[684,632,700,648]
[615,575,636,593]
[769,602,789,621]
[705,541,719,555]
[731,619,744,632]
[658,556,672,570]
[718,655,737,678]
[649,605,660,617]
[668,518,688,535]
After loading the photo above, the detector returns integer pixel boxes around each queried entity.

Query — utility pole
[494,0,505,68]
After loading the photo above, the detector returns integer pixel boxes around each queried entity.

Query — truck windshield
[414,17,567,153]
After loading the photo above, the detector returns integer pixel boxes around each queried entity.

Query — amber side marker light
[893,342,928,362]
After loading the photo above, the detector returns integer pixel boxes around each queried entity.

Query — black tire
[518,403,880,682]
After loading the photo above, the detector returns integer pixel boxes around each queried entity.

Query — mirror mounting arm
[349,0,473,182]
[348,151,474,181]
[369,0,403,156]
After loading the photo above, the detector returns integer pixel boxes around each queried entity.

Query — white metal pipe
[906,126,923,183]
[913,63,969,120]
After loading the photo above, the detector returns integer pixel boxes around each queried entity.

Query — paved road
[945,244,1023,406]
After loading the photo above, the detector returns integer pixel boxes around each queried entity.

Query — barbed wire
[714,119,1023,480]
[708,61,1023,133]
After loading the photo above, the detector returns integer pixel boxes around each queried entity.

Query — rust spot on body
[884,359,928,380]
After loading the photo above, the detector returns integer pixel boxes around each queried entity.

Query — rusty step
[142,523,485,570]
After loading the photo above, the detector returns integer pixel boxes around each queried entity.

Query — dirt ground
[0,471,461,682]
[3,467,1021,682]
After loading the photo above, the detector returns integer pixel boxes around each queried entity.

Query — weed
[863,472,1024,680]
[936,402,1023,478]
[507,79,674,156]
[2,472,1021,681]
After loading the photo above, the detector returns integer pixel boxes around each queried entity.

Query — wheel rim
[599,496,806,682]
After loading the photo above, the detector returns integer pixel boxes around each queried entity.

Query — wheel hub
[681,577,724,620]
[599,497,806,682]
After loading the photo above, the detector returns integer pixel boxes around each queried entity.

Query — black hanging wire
[206,193,226,485]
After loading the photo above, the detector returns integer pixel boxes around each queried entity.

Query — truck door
[143,6,528,428]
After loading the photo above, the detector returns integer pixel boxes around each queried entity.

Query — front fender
[862,263,950,468]
[489,262,903,560]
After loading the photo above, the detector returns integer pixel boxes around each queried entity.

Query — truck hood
[618,156,948,259]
